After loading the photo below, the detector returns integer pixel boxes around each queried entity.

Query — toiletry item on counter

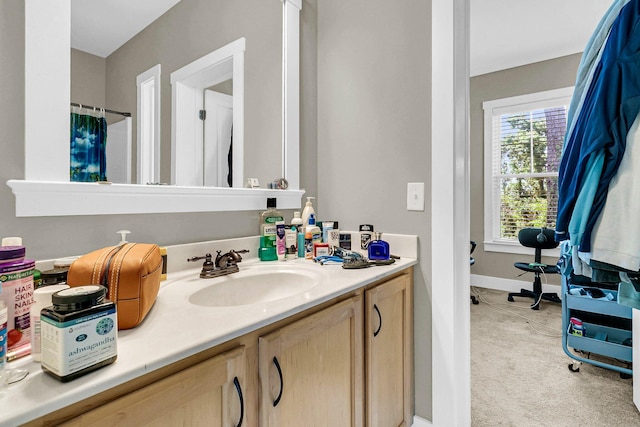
[339,233,352,250]
[116,229,131,245]
[305,215,322,260]
[259,237,278,261]
[260,198,284,250]
[359,224,374,250]
[297,231,306,258]
[291,212,305,258]
[41,285,118,382]
[307,214,322,244]
[1,237,22,247]
[314,243,330,258]
[291,211,304,228]
[0,299,6,370]
[321,221,334,243]
[327,226,341,254]
[285,225,298,259]
[159,247,168,281]
[301,196,316,228]
[368,232,390,260]
[38,267,69,288]
[0,245,35,356]
[53,257,79,269]
[0,299,29,388]
[30,284,70,362]
[276,222,286,261]
[304,231,313,259]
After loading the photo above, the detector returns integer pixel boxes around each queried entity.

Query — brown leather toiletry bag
[66,243,163,330]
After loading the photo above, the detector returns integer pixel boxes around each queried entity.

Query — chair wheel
[507,296,514,302]
[568,363,580,373]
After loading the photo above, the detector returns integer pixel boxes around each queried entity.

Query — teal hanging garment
[70,112,107,182]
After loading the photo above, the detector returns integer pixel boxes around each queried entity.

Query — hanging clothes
[564,0,632,145]
[556,0,640,252]
[70,111,108,182]
[591,114,640,271]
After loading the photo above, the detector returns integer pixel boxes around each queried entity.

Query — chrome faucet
[188,249,249,278]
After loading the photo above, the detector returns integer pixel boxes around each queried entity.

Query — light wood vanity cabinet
[27,268,413,427]
[259,296,364,427]
[365,272,413,427]
[60,346,246,427]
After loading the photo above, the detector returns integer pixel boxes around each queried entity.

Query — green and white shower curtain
[70,112,107,182]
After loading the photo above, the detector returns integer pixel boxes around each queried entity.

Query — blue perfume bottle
[368,232,390,260]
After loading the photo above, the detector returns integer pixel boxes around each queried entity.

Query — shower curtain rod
[70,102,131,117]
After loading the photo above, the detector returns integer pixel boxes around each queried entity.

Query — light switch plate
[407,182,425,211]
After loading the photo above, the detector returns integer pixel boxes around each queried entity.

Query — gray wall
[70,49,105,109]
[316,0,432,419]
[470,54,581,285]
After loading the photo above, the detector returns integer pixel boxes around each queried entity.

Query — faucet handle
[188,253,215,271]
[230,249,249,262]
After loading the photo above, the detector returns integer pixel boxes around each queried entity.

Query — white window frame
[482,86,573,255]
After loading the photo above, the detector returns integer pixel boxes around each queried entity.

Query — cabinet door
[259,296,364,427]
[61,346,246,427]
[365,273,413,427]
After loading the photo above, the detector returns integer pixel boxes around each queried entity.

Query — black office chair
[470,241,479,305]
[508,227,561,310]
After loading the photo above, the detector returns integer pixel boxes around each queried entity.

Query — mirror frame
[8,0,303,217]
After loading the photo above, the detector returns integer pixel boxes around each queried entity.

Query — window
[483,87,573,253]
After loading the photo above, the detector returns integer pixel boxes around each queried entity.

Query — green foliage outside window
[497,107,565,240]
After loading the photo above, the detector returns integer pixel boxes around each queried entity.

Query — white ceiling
[470,0,611,76]
[70,0,181,58]
[72,0,611,75]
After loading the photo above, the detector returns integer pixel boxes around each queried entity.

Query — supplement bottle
[41,285,117,382]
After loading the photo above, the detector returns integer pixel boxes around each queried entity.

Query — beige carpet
[471,288,640,427]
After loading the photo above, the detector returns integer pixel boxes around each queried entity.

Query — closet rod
[70,102,131,117]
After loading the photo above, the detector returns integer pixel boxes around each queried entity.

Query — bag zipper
[99,244,127,292]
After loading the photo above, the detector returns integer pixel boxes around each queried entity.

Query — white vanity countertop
[0,234,417,426]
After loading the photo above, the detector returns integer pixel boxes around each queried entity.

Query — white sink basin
[187,263,325,307]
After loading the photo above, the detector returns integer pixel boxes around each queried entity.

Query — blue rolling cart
[562,276,633,377]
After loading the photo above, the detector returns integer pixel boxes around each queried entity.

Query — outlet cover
[407,182,425,211]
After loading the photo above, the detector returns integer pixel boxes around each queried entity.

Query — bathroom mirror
[72,0,278,188]
[9,0,303,216]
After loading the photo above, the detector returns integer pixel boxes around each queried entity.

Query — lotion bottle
[306,214,322,243]
[301,197,316,228]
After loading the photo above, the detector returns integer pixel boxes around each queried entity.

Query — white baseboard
[470,273,561,296]
[412,415,431,426]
